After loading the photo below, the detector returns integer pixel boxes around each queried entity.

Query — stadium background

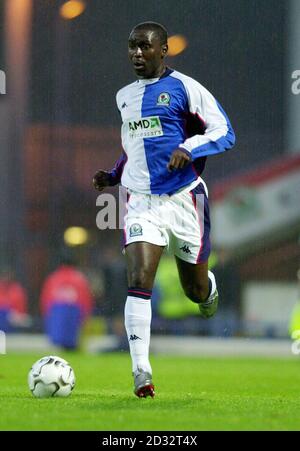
[0,0,299,342]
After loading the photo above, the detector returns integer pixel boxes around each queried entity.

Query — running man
[93,22,235,398]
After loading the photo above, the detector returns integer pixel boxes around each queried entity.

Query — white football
[28,355,75,398]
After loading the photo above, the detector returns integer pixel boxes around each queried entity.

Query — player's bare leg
[126,242,164,290]
[175,258,218,318]
[125,242,165,398]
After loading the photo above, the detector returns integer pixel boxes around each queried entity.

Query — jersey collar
[137,67,174,85]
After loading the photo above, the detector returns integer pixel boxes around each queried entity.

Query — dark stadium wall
[30,0,286,182]
[0,3,4,70]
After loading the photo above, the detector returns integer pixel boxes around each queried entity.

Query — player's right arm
[93,151,127,191]
[93,87,131,191]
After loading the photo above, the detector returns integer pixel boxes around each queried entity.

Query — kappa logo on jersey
[127,116,163,139]
[157,92,170,106]
[129,223,143,237]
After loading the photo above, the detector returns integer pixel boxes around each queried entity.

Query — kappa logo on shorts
[157,92,170,106]
[180,244,192,254]
[129,223,143,237]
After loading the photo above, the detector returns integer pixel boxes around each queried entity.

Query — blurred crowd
[1,247,299,351]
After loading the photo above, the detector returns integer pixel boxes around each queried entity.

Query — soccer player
[93,22,235,398]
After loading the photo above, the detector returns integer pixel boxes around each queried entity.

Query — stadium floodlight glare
[64,226,89,246]
[59,0,86,20]
[167,35,188,56]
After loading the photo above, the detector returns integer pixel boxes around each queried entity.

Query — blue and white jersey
[110,68,235,195]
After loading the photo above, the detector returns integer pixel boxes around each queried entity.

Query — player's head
[128,22,168,79]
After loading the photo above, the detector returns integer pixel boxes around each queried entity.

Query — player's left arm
[178,79,236,160]
[168,80,236,170]
[167,148,192,171]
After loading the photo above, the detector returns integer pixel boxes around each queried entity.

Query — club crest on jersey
[157,92,170,106]
[129,223,143,237]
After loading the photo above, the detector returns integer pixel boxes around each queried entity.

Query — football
[28,355,75,398]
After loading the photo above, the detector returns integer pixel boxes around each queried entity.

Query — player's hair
[131,22,168,45]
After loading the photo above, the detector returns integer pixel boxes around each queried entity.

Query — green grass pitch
[0,352,299,431]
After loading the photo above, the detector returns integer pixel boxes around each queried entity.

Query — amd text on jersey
[128,116,163,139]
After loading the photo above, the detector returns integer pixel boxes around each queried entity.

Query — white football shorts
[122,180,211,264]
